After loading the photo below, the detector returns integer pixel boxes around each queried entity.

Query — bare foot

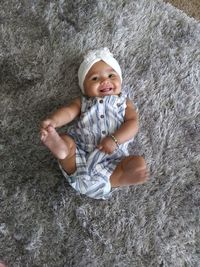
[41,125,69,159]
[110,156,149,187]
[123,156,149,185]
[126,167,149,185]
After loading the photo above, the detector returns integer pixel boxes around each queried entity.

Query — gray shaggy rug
[0,0,200,266]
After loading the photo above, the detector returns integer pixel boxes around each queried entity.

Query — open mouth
[100,87,113,93]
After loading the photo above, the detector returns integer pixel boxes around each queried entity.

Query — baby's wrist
[110,134,120,148]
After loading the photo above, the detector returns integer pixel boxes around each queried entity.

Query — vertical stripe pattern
[59,94,133,199]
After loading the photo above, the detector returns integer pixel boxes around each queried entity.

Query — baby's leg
[110,156,148,188]
[41,126,76,174]
[58,134,76,174]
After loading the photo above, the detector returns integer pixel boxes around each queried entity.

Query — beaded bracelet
[110,134,120,148]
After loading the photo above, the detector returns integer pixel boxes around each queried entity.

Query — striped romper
[59,93,133,199]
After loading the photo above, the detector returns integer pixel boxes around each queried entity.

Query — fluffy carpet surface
[0,0,200,266]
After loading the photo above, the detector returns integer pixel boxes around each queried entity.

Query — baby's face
[83,61,121,97]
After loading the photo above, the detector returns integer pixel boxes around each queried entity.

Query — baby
[40,47,148,199]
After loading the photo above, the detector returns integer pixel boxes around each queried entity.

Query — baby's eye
[92,76,98,81]
[108,74,115,78]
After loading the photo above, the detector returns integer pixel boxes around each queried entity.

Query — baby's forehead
[88,61,115,75]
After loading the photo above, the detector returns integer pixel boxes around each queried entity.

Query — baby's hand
[97,136,117,154]
[40,118,56,130]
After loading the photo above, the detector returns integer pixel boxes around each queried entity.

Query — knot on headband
[83,47,113,64]
[78,47,122,93]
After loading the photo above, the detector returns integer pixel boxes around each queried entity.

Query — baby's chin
[88,91,118,98]
[98,88,121,97]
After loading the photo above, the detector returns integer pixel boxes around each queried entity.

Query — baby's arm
[41,97,81,130]
[98,99,138,154]
[113,99,139,144]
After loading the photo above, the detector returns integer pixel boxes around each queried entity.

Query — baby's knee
[125,156,146,171]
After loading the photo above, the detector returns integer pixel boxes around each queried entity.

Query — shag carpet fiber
[0,0,200,266]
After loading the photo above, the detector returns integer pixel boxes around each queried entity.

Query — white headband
[78,47,122,93]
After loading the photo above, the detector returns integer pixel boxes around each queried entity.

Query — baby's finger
[41,120,50,128]
[40,129,48,141]
[97,144,103,150]
[101,148,110,154]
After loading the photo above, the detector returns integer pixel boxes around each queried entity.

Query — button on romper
[59,93,133,199]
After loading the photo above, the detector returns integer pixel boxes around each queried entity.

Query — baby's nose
[100,77,109,84]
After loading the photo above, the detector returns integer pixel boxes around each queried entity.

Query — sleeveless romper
[59,93,133,199]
